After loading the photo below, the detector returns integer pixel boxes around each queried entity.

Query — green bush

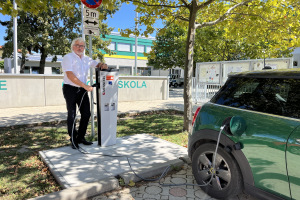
[0,61,4,69]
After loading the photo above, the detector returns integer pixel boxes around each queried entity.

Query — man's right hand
[83,85,93,92]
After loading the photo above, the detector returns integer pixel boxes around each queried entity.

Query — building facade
[101,32,155,76]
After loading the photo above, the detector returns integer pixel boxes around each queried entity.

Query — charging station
[95,68,119,146]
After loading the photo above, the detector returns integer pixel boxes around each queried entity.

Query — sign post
[81,0,102,137]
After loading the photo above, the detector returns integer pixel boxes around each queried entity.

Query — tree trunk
[39,47,47,74]
[19,51,27,73]
[183,2,198,132]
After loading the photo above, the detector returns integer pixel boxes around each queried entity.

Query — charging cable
[70,88,226,187]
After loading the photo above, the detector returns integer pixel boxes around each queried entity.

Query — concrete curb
[120,159,185,185]
[29,177,119,200]
[39,151,70,189]
[31,157,186,200]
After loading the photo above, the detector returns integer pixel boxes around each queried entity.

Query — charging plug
[233,142,243,150]
[92,83,99,87]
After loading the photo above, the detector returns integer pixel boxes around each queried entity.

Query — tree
[1,3,82,73]
[148,23,295,72]
[148,23,186,70]
[0,0,119,17]
[120,0,300,132]
[1,1,120,73]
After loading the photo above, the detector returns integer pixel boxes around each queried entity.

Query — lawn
[0,112,186,200]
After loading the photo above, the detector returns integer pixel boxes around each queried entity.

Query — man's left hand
[97,63,108,70]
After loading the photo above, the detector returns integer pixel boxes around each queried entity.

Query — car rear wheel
[192,143,243,199]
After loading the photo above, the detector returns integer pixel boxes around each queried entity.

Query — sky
[0,2,163,46]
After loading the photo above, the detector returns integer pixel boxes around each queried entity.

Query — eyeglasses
[74,44,85,48]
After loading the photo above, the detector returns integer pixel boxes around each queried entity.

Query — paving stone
[194,189,211,199]
[169,187,187,197]
[170,177,186,184]
[161,187,170,196]
[186,188,196,198]
[143,193,161,199]
[145,186,162,195]
[169,196,187,200]
[172,174,187,179]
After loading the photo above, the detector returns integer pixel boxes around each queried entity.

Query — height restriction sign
[81,0,102,9]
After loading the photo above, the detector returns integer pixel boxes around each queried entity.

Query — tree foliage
[148,22,295,71]
[148,23,186,70]
[0,0,119,17]
[1,1,119,73]
[119,0,300,132]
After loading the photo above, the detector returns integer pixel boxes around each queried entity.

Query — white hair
[71,38,85,51]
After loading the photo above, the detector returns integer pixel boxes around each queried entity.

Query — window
[108,65,117,69]
[22,66,30,74]
[134,45,144,53]
[119,66,132,75]
[32,67,39,74]
[118,43,131,52]
[211,77,300,119]
[137,67,151,76]
[108,42,116,51]
[146,46,152,53]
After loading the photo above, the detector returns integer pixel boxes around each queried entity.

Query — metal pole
[263,49,265,68]
[81,3,85,39]
[134,11,138,75]
[13,0,17,74]
[89,36,95,137]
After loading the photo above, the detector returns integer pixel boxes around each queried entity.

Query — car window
[211,77,300,119]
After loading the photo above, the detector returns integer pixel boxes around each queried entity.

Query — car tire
[192,143,243,199]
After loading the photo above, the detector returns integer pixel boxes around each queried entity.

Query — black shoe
[77,137,93,145]
[70,141,79,149]
[70,138,79,149]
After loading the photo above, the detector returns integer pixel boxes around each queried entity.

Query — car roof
[228,68,300,79]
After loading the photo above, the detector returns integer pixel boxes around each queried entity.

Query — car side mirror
[230,116,247,136]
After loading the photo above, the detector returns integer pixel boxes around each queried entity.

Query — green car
[188,69,300,200]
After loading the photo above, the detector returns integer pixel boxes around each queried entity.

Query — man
[61,37,107,149]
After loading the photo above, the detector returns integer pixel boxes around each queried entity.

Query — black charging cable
[70,87,225,187]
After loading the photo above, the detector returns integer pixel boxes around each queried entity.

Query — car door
[210,76,300,199]
[286,125,300,200]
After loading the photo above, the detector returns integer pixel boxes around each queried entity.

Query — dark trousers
[62,84,91,141]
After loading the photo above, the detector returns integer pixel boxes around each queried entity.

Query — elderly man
[61,37,107,149]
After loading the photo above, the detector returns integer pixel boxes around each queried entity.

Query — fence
[192,77,222,104]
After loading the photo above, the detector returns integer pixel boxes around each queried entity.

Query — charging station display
[95,69,119,146]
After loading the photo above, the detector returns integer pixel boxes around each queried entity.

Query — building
[292,47,300,68]
[2,32,163,76]
[101,32,155,76]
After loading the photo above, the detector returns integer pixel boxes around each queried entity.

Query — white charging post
[95,68,119,146]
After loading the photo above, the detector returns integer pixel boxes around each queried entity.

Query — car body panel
[191,102,300,199]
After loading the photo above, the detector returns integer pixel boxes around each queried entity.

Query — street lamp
[263,49,265,68]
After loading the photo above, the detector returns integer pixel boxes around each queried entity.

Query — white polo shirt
[61,52,98,87]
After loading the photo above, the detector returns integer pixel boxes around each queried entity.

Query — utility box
[95,68,119,146]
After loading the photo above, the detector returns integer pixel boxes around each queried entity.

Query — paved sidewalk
[90,163,256,200]
[0,88,203,128]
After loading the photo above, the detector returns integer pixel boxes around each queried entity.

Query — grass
[0,112,187,200]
